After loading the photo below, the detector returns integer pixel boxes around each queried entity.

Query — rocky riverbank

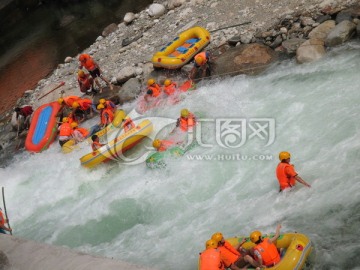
[0,0,359,166]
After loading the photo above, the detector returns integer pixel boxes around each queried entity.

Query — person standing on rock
[77,69,97,95]
[78,54,113,93]
[189,51,212,80]
[0,207,12,234]
[14,105,33,135]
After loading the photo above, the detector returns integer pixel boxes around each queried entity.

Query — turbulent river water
[1,41,360,270]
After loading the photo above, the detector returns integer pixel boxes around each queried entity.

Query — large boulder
[102,23,118,37]
[325,20,356,47]
[281,38,306,55]
[115,66,137,84]
[213,43,278,76]
[147,4,166,18]
[308,20,336,40]
[296,39,326,63]
[118,78,142,103]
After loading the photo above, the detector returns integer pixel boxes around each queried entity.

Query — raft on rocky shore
[151,26,210,69]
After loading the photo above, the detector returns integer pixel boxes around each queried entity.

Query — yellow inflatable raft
[80,119,153,168]
[61,109,126,154]
[152,26,210,69]
[224,233,312,270]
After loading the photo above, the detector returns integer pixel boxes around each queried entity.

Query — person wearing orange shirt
[199,239,224,270]
[78,53,113,93]
[144,78,162,103]
[58,117,72,146]
[189,51,212,80]
[77,69,97,95]
[91,135,104,151]
[0,207,12,234]
[211,232,249,270]
[245,224,282,269]
[276,151,311,192]
[71,122,90,143]
[176,109,196,132]
[163,79,177,96]
[152,139,175,152]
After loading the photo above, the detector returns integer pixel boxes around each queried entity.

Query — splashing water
[1,42,360,270]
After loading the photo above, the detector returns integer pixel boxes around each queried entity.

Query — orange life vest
[196,51,208,66]
[76,127,90,138]
[179,113,195,131]
[218,241,241,268]
[63,96,80,107]
[59,123,72,136]
[148,84,162,97]
[80,54,96,71]
[92,141,103,151]
[199,248,224,270]
[101,108,114,125]
[164,83,177,96]
[254,238,280,267]
[77,99,92,111]
[276,162,297,190]
[105,100,116,112]
[0,211,5,226]
[78,74,92,88]
[158,140,174,152]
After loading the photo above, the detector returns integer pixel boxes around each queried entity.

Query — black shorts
[89,68,101,78]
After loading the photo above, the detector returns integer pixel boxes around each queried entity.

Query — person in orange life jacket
[71,122,89,143]
[57,96,80,120]
[163,79,177,96]
[97,104,114,129]
[91,134,105,151]
[144,78,162,103]
[276,151,311,192]
[176,109,196,132]
[99,98,116,113]
[211,232,249,270]
[122,117,135,132]
[244,224,282,269]
[72,99,97,122]
[152,139,175,152]
[199,239,224,270]
[78,53,113,93]
[189,51,212,80]
[77,69,96,95]
[58,117,72,146]
[0,207,12,234]
[14,105,33,134]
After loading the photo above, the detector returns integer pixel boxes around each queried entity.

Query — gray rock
[102,23,118,37]
[147,4,166,18]
[335,10,353,24]
[116,66,137,84]
[270,35,283,49]
[282,38,306,54]
[64,56,73,63]
[296,38,326,63]
[167,0,186,10]
[308,20,336,40]
[316,14,332,24]
[124,12,135,24]
[228,36,241,46]
[119,78,142,102]
[325,20,356,47]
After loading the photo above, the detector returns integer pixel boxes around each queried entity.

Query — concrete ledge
[0,234,155,270]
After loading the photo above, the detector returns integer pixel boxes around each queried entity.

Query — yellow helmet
[195,54,205,65]
[250,231,262,243]
[211,232,223,243]
[72,101,80,109]
[279,151,291,161]
[153,139,161,149]
[78,69,85,78]
[99,98,106,104]
[97,104,105,110]
[147,78,156,86]
[71,122,78,128]
[62,117,69,123]
[181,109,189,118]
[164,79,172,86]
[58,98,64,104]
[205,239,218,249]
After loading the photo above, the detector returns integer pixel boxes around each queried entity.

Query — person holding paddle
[0,207,12,234]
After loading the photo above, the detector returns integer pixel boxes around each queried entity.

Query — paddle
[209,21,251,33]
[38,81,65,100]
[2,187,12,235]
